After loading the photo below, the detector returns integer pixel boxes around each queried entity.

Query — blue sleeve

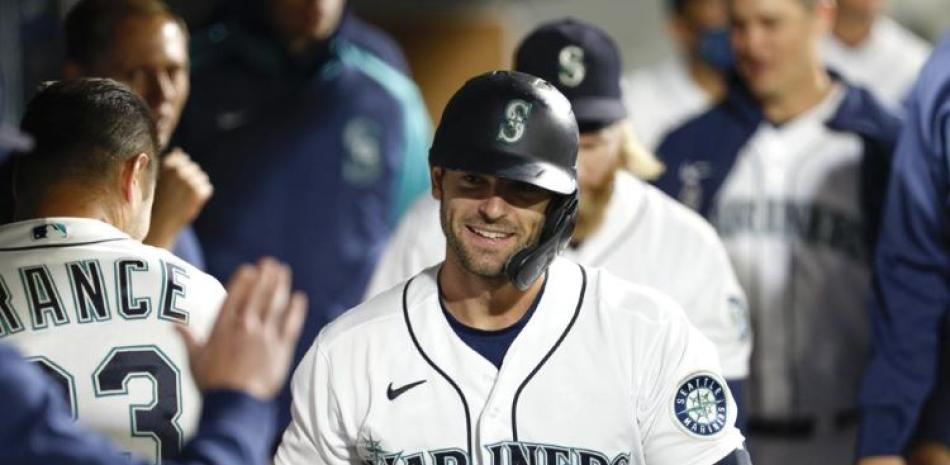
[171,226,206,271]
[335,40,433,226]
[856,79,950,456]
[712,449,752,465]
[0,344,275,465]
[727,379,747,433]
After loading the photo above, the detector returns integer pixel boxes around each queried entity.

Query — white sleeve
[638,302,746,465]
[680,236,751,380]
[274,342,351,465]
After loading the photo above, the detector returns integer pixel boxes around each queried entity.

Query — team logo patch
[342,117,383,187]
[497,99,532,144]
[31,222,68,240]
[677,161,711,212]
[672,372,729,438]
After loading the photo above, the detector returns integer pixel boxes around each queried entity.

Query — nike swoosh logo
[387,380,426,400]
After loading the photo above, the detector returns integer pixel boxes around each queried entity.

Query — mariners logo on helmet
[558,45,586,87]
[496,99,533,144]
[672,372,729,438]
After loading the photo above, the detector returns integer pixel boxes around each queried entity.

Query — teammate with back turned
[0,78,224,464]
[275,71,751,465]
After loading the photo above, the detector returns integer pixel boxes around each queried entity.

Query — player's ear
[430,166,444,200]
[120,153,151,202]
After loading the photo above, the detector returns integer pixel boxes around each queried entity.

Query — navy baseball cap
[515,18,626,131]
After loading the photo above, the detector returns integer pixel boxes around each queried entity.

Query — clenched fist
[145,148,213,250]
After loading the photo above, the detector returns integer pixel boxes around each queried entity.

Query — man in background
[655,0,900,462]
[624,0,732,151]
[821,0,931,111]
[176,0,431,442]
[856,35,950,465]
[1,0,213,269]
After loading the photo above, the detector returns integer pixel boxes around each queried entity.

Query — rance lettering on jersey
[117,259,151,318]
[357,439,630,465]
[0,275,25,336]
[159,261,190,324]
[20,265,69,329]
[67,259,111,323]
[0,258,191,337]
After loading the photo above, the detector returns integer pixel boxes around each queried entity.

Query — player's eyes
[460,174,485,186]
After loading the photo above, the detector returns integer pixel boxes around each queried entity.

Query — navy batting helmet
[429,70,579,290]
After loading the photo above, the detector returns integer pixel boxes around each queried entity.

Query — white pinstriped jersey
[0,218,225,464]
[277,258,745,465]
[710,86,871,419]
[364,171,751,379]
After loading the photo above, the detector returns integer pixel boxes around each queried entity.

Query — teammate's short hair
[14,78,159,209]
[65,0,187,70]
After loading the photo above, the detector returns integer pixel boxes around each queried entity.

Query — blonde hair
[617,120,665,181]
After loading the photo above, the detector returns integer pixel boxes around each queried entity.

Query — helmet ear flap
[504,191,578,290]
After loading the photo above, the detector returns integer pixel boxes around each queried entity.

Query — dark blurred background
[2,0,945,127]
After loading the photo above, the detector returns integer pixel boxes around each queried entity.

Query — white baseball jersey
[710,85,870,420]
[0,217,225,463]
[365,171,751,379]
[821,16,931,111]
[623,59,713,151]
[277,258,745,465]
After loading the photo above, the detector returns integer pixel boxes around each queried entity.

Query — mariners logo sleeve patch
[671,372,729,438]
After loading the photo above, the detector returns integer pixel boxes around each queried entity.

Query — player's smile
[435,168,550,278]
[465,224,516,244]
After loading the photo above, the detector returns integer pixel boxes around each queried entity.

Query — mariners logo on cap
[497,99,532,144]
[558,45,586,87]
[672,372,729,438]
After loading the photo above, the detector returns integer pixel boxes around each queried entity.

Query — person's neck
[687,57,727,102]
[760,67,833,124]
[833,13,876,47]
[22,188,124,231]
[438,254,545,331]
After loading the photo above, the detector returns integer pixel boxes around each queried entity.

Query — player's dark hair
[14,78,159,214]
[65,0,187,70]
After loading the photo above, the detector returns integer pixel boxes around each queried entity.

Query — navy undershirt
[440,275,547,369]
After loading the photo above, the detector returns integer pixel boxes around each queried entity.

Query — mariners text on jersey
[276,259,745,465]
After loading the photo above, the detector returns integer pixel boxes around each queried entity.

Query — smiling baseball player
[275,71,750,465]
[363,19,751,395]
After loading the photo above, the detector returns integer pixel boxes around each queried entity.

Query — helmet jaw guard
[505,191,578,290]
[430,70,580,289]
